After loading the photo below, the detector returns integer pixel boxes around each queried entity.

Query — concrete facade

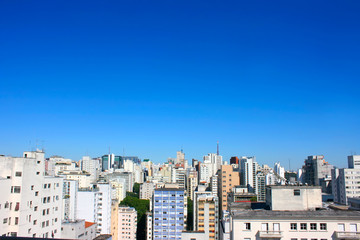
[266,186,322,211]
[0,151,63,238]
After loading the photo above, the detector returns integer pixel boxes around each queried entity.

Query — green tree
[120,195,150,240]
[186,197,193,230]
[133,182,140,196]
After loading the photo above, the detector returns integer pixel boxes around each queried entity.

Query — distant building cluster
[0,148,360,240]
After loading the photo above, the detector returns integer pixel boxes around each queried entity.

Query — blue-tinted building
[153,188,185,240]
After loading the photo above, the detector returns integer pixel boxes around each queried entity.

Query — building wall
[153,189,185,240]
[266,186,322,211]
[117,207,137,240]
[231,216,360,240]
[0,151,63,238]
[218,165,240,211]
[140,182,155,200]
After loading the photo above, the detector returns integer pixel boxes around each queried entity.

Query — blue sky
[1,0,359,169]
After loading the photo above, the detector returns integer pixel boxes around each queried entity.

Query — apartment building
[152,188,186,240]
[140,182,155,200]
[193,192,219,240]
[117,207,137,240]
[332,155,360,204]
[218,165,240,211]
[0,150,63,238]
[62,179,78,221]
[230,210,360,240]
[77,183,112,234]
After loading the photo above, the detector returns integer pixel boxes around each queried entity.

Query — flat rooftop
[232,209,360,220]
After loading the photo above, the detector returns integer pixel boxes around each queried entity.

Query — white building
[240,156,259,193]
[203,153,222,176]
[172,167,186,188]
[332,156,360,204]
[61,220,97,240]
[230,209,360,240]
[140,182,155,200]
[274,162,285,179]
[348,155,360,169]
[146,212,152,240]
[58,170,93,189]
[0,150,63,238]
[81,156,101,183]
[199,161,213,184]
[77,183,112,235]
[62,179,78,221]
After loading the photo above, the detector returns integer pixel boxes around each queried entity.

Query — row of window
[0,202,20,211]
[243,222,327,231]
[291,223,327,231]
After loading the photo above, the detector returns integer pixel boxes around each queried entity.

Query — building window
[300,223,307,230]
[310,223,317,230]
[245,223,251,230]
[11,186,21,193]
[15,172,22,177]
[294,189,300,196]
[320,223,327,230]
[3,218,7,224]
[15,218,19,225]
[291,223,297,230]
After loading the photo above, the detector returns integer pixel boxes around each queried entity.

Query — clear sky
[1,0,359,169]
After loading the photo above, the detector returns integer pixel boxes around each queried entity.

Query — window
[320,223,327,230]
[294,189,300,196]
[244,223,251,230]
[15,172,22,177]
[15,218,19,225]
[310,223,317,230]
[291,223,297,230]
[3,218,7,224]
[11,186,21,193]
[36,172,40,175]
[35,191,39,196]
[300,223,307,230]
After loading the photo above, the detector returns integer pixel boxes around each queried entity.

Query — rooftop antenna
[217,141,219,155]
[108,146,111,155]
[288,158,291,171]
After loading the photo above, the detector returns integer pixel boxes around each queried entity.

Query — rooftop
[232,209,360,220]
[85,221,96,228]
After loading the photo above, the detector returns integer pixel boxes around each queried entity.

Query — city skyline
[1,1,360,170]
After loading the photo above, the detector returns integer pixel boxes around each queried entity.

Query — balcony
[258,231,283,239]
[335,231,360,239]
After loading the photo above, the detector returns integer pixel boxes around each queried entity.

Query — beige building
[193,192,219,240]
[266,185,322,211]
[218,165,240,211]
[111,206,137,240]
[187,169,198,200]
